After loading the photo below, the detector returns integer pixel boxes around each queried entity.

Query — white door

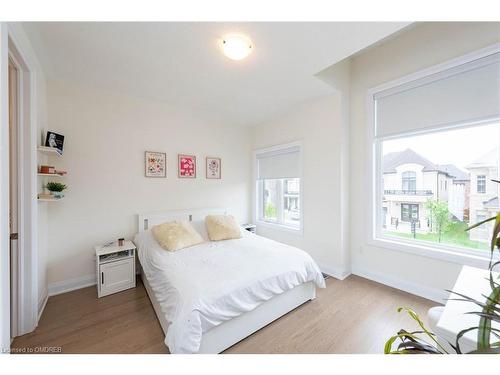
[99,259,135,297]
[8,57,19,338]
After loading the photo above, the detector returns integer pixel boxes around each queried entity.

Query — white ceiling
[23,22,410,126]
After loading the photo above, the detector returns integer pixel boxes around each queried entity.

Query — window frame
[365,43,500,269]
[253,141,303,235]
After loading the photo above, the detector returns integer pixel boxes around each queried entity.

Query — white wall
[252,94,351,278]
[45,80,252,290]
[349,22,500,301]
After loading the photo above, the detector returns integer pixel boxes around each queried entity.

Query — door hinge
[10,233,18,240]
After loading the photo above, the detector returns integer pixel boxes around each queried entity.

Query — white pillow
[205,215,242,241]
[152,220,203,252]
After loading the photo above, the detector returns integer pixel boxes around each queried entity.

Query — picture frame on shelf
[44,131,65,155]
[178,154,196,178]
[206,157,221,179]
[145,151,166,178]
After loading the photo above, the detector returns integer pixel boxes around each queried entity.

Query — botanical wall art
[206,157,221,179]
[178,154,196,178]
[145,151,166,177]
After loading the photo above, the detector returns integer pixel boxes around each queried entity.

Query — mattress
[134,228,325,354]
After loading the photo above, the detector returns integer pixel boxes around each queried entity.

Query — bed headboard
[137,207,227,232]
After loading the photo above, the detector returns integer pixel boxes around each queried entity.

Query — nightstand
[95,240,136,298]
[241,223,256,234]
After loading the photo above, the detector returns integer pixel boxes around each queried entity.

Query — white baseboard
[351,264,448,304]
[48,274,96,297]
[37,288,48,322]
[319,263,351,281]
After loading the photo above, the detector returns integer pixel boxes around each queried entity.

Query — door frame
[8,54,20,339]
[0,22,39,348]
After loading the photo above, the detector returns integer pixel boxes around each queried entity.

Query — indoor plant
[45,181,67,199]
[384,180,500,354]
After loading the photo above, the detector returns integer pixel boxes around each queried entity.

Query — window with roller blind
[370,46,500,263]
[255,142,302,232]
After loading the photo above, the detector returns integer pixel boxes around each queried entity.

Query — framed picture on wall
[145,151,166,177]
[178,154,196,178]
[206,157,221,179]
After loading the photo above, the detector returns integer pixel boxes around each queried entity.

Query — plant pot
[51,191,65,199]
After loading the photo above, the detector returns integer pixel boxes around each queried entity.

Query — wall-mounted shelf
[38,173,64,177]
[38,197,64,202]
[37,146,62,157]
[37,143,66,202]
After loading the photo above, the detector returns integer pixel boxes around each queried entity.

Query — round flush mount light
[221,34,253,61]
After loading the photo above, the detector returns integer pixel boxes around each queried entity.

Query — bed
[134,208,325,354]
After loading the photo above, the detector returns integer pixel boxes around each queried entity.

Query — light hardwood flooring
[11,275,436,354]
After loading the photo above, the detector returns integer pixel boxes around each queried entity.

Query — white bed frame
[137,208,317,354]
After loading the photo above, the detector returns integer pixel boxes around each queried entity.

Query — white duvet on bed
[134,228,325,354]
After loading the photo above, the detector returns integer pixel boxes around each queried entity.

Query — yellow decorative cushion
[205,215,242,241]
[152,220,203,252]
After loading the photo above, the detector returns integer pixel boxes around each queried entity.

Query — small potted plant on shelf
[45,182,67,199]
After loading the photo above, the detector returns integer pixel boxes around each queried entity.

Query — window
[402,171,416,192]
[261,178,301,227]
[256,143,302,231]
[401,203,418,222]
[477,175,486,193]
[371,47,500,262]
[379,124,498,255]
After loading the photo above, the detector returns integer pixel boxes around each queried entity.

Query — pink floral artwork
[178,154,196,178]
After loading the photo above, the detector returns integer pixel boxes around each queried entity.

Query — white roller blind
[256,145,300,180]
[375,52,500,138]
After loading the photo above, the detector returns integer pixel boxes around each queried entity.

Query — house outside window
[477,175,486,193]
[380,127,498,255]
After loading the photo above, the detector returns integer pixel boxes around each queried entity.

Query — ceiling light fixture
[221,34,253,61]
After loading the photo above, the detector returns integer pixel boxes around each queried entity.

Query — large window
[379,123,499,254]
[372,48,500,261]
[256,143,302,231]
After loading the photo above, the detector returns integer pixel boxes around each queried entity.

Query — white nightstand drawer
[98,258,135,297]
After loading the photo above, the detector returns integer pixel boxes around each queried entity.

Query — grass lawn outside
[384,221,490,252]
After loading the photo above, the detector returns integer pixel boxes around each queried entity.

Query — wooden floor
[11,275,436,354]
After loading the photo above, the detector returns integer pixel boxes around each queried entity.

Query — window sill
[367,236,496,270]
[256,220,303,235]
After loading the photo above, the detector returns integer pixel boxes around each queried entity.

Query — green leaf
[466,216,497,231]
[490,214,500,255]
